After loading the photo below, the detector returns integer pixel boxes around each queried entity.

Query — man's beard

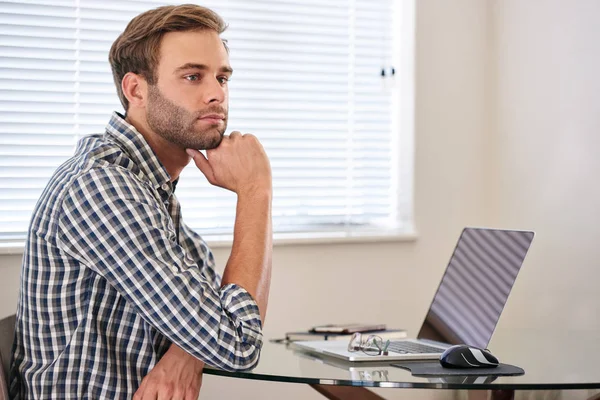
[146,85,227,150]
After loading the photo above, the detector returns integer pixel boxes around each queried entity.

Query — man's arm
[187,131,273,324]
[57,167,264,371]
[222,190,272,323]
[222,186,272,323]
[135,133,272,400]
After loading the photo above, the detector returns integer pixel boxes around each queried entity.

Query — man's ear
[122,72,148,109]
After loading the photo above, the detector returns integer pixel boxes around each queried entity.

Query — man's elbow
[208,342,261,372]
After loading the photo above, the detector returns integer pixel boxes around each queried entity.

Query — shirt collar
[104,112,173,192]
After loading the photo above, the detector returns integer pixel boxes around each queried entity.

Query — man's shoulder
[66,162,155,204]
[28,131,161,239]
[64,134,150,190]
[46,138,156,212]
[74,133,141,175]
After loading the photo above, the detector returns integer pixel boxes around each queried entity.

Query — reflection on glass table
[204,337,600,400]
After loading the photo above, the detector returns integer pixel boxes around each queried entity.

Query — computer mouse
[439,344,499,368]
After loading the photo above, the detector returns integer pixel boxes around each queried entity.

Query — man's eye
[185,74,199,82]
[218,76,230,84]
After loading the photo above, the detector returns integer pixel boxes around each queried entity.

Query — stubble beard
[146,84,227,150]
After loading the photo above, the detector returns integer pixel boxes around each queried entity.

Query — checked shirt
[10,112,263,399]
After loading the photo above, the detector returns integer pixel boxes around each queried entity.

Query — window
[0,0,414,244]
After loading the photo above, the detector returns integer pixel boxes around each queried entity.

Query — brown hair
[108,4,227,111]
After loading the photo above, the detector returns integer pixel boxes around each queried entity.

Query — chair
[0,314,16,400]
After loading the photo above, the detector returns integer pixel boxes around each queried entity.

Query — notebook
[292,227,535,362]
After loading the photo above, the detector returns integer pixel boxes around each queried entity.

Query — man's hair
[108,4,227,111]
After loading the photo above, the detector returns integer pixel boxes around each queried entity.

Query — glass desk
[204,329,600,400]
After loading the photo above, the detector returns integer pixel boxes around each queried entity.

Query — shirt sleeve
[179,221,223,290]
[55,167,263,371]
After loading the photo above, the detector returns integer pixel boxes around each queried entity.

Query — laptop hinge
[416,338,450,348]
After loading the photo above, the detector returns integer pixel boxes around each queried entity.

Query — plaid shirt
[10,113,263,399]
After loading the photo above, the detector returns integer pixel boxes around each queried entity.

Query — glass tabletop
[204,328,600,390]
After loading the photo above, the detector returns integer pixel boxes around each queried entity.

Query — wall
[485,0,600,377]
[0,0,491,399]
[208,1,491,397]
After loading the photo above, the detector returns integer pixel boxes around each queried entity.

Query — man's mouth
[198,114,225,124]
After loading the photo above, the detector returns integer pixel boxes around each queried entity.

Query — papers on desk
[285,328,407,342]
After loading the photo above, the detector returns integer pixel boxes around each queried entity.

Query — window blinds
[0,0,410,242]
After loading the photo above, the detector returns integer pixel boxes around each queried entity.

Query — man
[10,4,272,399]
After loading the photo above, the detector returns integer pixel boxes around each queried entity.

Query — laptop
[292,227,535,362]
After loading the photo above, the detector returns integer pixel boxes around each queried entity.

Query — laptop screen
[417,228,534,349]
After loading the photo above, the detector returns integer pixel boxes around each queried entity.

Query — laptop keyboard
[387,341,444,354]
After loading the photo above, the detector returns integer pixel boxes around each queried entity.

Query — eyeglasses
[347,332,390,356]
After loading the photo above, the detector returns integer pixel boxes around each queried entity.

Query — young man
[10,4,272,399]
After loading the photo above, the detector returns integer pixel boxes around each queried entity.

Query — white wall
[208,2,491,398]
[486,0,600,376]
[0,0,491,399]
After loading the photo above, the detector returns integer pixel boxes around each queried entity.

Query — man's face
[146,29,232,150]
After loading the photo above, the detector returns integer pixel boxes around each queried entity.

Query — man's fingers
[142,383,159,400]
[171,389,185,400]
[156,391,170,400]
[133,379,147,400]
[186,148,215,183]
[156,384,175,400]
[185,386,200,400]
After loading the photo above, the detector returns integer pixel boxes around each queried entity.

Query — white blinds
[0,0,411,242]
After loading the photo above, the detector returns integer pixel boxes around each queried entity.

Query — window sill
[0,230,417,255]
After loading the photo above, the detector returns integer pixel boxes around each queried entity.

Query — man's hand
[186,132,271,197]
[133,344,204,400]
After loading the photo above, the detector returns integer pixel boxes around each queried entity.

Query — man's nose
[203,78,226,104]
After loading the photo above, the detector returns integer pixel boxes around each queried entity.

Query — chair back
[0,314,16,400]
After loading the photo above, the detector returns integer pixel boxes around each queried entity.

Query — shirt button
[171,266,178,273]
[161,183,169,191]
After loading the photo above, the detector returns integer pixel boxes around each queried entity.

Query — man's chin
[202,137,222,150]
[188,130,224,150]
